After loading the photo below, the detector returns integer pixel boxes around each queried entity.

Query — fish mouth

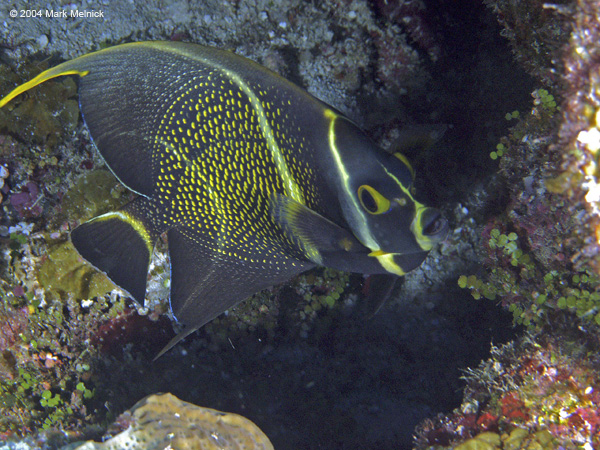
[412,206,449,251]
[421,209,449,241]
[367,209,448,259]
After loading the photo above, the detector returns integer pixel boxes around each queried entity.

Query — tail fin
[70,196,162,304]
[0,59,90,108]
[0,42,171,196]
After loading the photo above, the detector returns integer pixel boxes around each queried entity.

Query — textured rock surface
[67,393,273,450]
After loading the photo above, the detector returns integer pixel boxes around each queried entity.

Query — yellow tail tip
[0,68,89,108]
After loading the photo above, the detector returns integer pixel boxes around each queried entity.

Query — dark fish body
[1,42,448,354]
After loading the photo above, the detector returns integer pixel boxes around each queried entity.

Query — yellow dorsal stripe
[0,42,157,109]
[1,41,305,207]
[0,43,167,110]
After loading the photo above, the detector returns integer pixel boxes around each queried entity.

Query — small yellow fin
[0,66,89,108]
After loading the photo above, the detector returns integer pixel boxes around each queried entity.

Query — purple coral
[9,181,43,218]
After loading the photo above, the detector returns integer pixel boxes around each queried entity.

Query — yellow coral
[37,240,116,300]
[502,428,556,450]
[453,429,557,450]
[69,393,273,450]
[454,432,501,450]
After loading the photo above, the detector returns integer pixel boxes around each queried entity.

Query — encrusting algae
[65,393,273,450]
[36,240,115,301]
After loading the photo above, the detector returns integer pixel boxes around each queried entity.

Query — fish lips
[372,209,449,274]
[420,208,449,243]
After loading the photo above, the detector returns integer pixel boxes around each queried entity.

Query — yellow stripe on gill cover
[91,211,154,256]
[324,109,378,250]
[393,152,415,182]
[380,164,434,252]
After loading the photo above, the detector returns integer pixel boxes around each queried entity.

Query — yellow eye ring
[358,185,391,215]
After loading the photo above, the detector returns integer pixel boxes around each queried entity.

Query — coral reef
[457,0,600,332]
[0,167,138,434]
[2,0,587,448]
[483,0,573,90]
[370,0,439,62]
[65,393,273,450]
[414,330,600,449]
[440,0,600,448]
[554,0,600,272]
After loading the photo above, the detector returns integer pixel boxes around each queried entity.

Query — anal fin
[361,274,399,319]
[70,196,163,304]
[154,226,314,358]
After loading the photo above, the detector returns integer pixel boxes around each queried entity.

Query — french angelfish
[0,42,448,356]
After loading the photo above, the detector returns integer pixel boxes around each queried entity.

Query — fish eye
[358,185,391,215]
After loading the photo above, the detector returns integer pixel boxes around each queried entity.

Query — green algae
[57,169,129,224]
[200,266,353,349]
[37,240,116,300]
[458,227,600,329]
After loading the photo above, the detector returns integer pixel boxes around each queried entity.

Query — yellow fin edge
[373,253,406,276]
[0,67,89,108]
[91,211,154,257]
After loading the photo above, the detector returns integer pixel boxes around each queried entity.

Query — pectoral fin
[361,274,399,318]
[269,192,365,265]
